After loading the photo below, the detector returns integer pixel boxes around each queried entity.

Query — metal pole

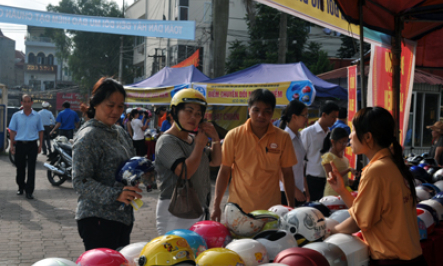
[359,0,366,109]
[166,0,172,66]
[392,15,403,140]
[118,0,125,83]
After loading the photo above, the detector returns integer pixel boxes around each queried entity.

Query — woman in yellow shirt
[328,107,425,265]
[320,127,358,196]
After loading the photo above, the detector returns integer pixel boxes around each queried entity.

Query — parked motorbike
[44,136,72,186]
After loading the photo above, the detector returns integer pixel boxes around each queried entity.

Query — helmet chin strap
[172,107,200,134]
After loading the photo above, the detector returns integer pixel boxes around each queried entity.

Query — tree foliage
[337,35,370,59]
[226,4,333,75]
[46,0,134,93]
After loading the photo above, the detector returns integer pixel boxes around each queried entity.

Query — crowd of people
[9,76,434,265]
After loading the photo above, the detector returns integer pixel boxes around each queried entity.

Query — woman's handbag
[168,162,204,219]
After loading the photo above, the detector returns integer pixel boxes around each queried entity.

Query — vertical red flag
[368,41,415,146]
[345,66,358,177]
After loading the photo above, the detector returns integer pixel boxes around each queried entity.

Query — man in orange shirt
[211,89,297,221]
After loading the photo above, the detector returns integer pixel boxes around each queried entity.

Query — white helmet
[329,210,351,224]
[419,200,443,222]
[119,241,148,266]
[304,242,348,266]
[323,218,340,240]
[224,202,277,238]
[226,239,268,266]
[32,258,77,266]
[417,208,435,236]
[253,230,298,261]
[324,233,369,266]
[319,196,347,213]
[268,205,293,217]
[260,264,288,266]
[55,136,69,144]
[416,186,432,202]
[278,207,326,246]
[434,180,443,192]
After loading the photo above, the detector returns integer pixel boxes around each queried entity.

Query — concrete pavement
[0,152,226,265]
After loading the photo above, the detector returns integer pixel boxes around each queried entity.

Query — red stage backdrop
[368,41,416,145]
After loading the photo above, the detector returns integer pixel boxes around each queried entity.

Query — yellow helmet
[170,88,207,108]
[138,235,195,266]
[195,248,245,266]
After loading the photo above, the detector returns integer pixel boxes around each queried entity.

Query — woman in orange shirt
[328,107,425,265]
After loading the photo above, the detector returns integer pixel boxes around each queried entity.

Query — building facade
[125,0,248,82]
[0,30,16,88]
[24,26,69,91]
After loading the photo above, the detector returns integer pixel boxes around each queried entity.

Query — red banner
[346,66,358,177]
[171,49,200,68]
[368,41,416,145]
[56,92,82,111]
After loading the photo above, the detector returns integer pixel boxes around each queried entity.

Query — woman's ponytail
[391,137,417,205]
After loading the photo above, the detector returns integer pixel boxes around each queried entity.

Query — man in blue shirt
[9,95,44,200]
[50,101,79,140]
[330,107,351,135]
[38,101,55,155]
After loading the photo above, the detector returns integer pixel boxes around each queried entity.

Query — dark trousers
[42,126,52,154]
[307,175,326,201]
[369,255,427,266]
[281,191,306,207]
[59,129,74,140]
[133,139,147,157]
[15,141,38,194]
[77,217,133,251]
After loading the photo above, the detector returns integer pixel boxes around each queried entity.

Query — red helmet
[189,221,232,249]
[274,247,329,266]
[76,248,129,266]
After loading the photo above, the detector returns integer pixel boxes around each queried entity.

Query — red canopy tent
[333,0,443,135]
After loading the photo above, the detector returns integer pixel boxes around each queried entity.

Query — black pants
[77,217,133,251]
[281,191,306,207]
[59,129,74,140]
[42,126,52,154]
[307,175,326,201]
[133,139,147,157]
[15,141,38,194]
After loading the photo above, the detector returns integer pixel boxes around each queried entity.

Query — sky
[0,0,126,52]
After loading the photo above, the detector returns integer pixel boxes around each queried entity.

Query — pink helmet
[189,221,232,248]
[76,248,129,266]
[274,247,329,266]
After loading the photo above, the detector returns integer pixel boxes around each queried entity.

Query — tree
[302,42,333,74]
[337,35,371,58]
[226,4,310,73]
[46,0,134,93]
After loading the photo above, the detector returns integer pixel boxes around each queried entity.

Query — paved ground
[0,149,227,265]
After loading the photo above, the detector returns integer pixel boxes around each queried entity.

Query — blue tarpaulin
[200,62,348,100]
[126,65,209,88]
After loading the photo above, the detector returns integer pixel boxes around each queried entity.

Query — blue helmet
[116,157,155,186]
[418,163,428,168]
[433,192,443,200]
[165,229,208,257]
[302,202,331,217]
[422,183,441,196]
[410,166,431,183]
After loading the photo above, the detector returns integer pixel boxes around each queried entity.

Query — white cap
[126,108,133,114]
[42,101,50,108]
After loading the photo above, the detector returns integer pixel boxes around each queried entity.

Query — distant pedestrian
[9,95,44,200]
[160,110,173,133]
[330,107,351,136]
[50,101,79,140]
[130,109,149,156]
[300,100,339,201]
[38,101,55,155]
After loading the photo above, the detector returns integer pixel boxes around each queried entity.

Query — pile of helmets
[31,201,371,266]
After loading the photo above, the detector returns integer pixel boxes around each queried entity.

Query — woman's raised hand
[327,161,346,194]
[200,122,219,141]
[195,127,209,147]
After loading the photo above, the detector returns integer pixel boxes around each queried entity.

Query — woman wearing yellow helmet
[155,89,221,235]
